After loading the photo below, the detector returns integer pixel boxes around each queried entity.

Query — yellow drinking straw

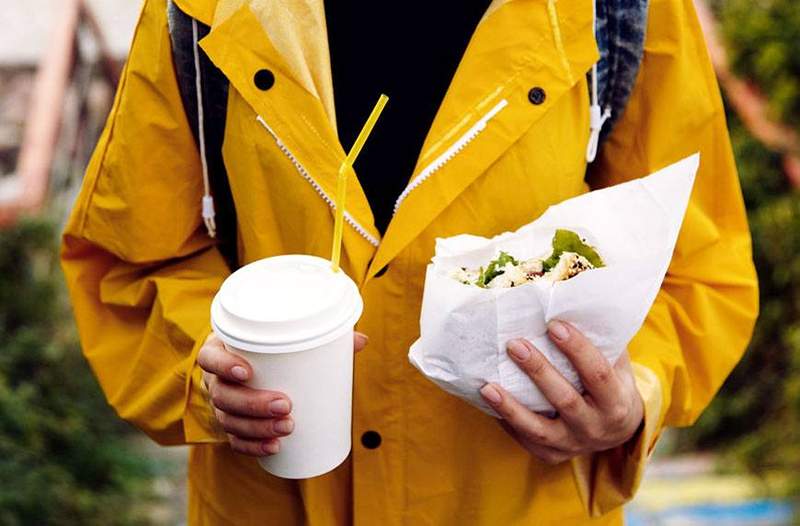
[331,94,389,272]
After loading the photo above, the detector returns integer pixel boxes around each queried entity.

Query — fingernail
[274,419,294,435]
[480,384,502,405]
[231,366,249,381]
[507,340,530,361]
[548,320,570,342]
[263,440,280,455]
[354,333,369,348]
[269,399,290,415]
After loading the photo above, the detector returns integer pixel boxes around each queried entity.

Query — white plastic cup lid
[211,255,363,353]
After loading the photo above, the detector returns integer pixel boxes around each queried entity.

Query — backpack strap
[167,1,239,271]
[593,0,650,142]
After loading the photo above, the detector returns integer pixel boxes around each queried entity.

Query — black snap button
[254,69,275,91]
[361,430,382,449]
[528,87,546,105]
[374,265,389,278]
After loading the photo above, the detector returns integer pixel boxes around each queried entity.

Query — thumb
[354,332,369,353]
[197,333,253,383]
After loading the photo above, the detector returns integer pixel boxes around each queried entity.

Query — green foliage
[675,105,800,495]
[674,3,800,496]
[0,219,157,525]
[715,0,800,136]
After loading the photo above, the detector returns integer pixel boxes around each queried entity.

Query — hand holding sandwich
[480,320,644,465]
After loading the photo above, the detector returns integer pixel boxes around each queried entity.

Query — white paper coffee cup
[210,255,363,479]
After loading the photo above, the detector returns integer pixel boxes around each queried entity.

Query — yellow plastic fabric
[61,0,758,524]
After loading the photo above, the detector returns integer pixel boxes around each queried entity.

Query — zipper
[256,116,380,247]
[256,98,507,245]
[393,99,509,214]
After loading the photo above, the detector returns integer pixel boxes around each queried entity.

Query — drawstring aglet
[202,195,217,238]
[586,104,611,163]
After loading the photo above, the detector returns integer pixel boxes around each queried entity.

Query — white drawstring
[586,1,611,163]
[192,19,217,238]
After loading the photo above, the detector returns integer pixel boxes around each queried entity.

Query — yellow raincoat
[61,0,758,523]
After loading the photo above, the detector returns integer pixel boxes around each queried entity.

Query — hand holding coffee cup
[198,331,369,458]
[209,255,365,478]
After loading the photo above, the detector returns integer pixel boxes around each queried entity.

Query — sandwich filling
[451,230,604,288]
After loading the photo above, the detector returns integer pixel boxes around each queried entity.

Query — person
[61,0,758,524]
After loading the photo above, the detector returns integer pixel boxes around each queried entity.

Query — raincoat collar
[200,0,598,279]
[201,5,380,275]
[376,0,598,277]
[171,0,216,26]
[210,0,337,132]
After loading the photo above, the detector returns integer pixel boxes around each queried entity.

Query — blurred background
[0,0,797,524]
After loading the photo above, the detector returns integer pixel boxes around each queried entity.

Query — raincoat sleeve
[61,0,228,446]
[572,0,759,515]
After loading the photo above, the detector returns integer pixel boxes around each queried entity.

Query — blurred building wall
[0,0,139,66]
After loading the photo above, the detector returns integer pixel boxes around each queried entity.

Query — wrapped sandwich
[408,154,700,415]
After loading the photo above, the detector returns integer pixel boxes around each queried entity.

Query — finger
[614,350,634,376]
[480,383,571,449]
[354,332,369,353]
[209,378,291,418]
[527,444,573,465]
[215,409,294,439]
[613,351,645,430]
[546,320,623,410]
[498,421,575,464]
[198,333,253,383]
[613,351,637,388]
[227,434,281,457]
[506,339,592,425]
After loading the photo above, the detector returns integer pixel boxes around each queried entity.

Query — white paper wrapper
[408,154,700,415]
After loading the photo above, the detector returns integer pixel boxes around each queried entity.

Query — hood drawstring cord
[586,1,611,163]
[192,18,217,238]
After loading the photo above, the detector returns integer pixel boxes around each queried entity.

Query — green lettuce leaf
[476,251,518,287]
[541,229,604,272]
